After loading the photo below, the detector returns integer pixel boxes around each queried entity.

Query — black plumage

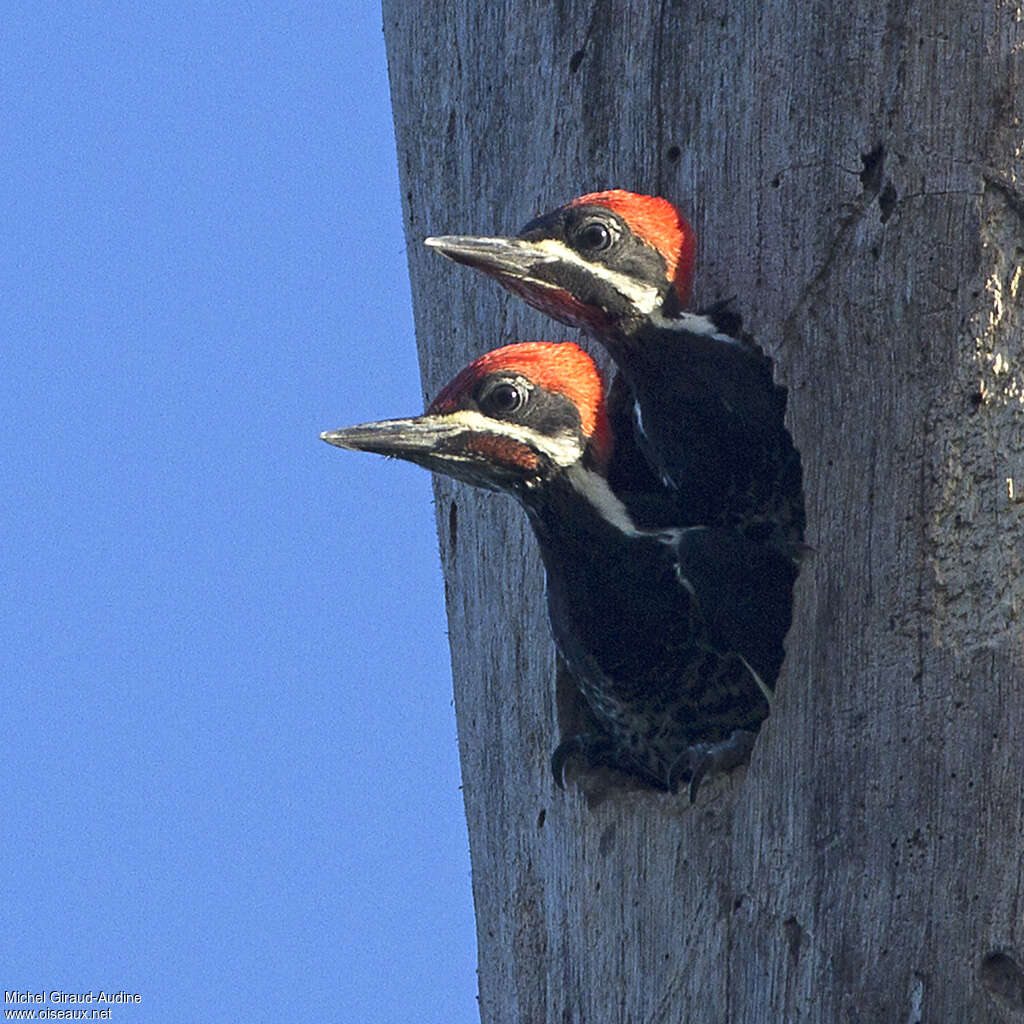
[322,342,794,794]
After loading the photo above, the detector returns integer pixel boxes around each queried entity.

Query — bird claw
[668,729,758,802]
[550,735,585,789]
[555,729,758,798]
[550,732,623,789]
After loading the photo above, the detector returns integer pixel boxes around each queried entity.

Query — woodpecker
[424,190,804,556]
[322,342,795,795]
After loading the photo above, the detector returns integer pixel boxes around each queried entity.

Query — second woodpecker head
[321,342,612,502]
[425,190,697,336]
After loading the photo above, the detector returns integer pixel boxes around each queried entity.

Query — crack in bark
[780,145,890,345]
[651,0,669,197]
[982,168,1024,223]
[647,886,715,1024]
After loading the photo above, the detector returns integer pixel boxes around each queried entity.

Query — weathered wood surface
[382,2,1024,1020]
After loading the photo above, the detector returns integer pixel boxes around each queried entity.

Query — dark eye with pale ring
[482,380,527,416]
[577,220,612,252]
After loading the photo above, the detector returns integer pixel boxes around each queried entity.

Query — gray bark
[382,2,1024,1020]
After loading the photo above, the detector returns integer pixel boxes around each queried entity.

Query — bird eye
[577,220,612,252]
[482,380,526,415]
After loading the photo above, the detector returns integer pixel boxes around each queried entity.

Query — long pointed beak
[321,413,524,492]
[321,415,462,461]
[424,234,555,280]
[424,233,601,332]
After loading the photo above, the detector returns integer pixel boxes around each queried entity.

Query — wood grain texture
[382,2,1024,1020]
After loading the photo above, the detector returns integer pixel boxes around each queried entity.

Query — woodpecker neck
[519,460,716,774]
[520,463,679,586]
[593,311,766,416]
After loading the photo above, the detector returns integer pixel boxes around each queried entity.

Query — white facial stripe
[675,568,696,597]
[565,465,685,550]
[529,238,664,316]
[737,653,774,707]
[566,464,640,534]
[649,309,742,344]
[438,408,584,467]
[632,399,646,439]
[514,237,742,343]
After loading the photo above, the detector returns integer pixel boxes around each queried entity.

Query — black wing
[675,527,797,688]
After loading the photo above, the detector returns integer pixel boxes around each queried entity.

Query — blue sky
[2,4,478,1021]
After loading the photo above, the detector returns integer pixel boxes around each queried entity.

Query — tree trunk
[382,2,1024,1020]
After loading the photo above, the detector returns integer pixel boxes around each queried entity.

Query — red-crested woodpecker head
[424,190,697,335]
[321,342,613,498]
[566,190,696,308]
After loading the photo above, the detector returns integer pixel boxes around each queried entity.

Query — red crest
[429,342,612,463]
[572,189,696,306]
